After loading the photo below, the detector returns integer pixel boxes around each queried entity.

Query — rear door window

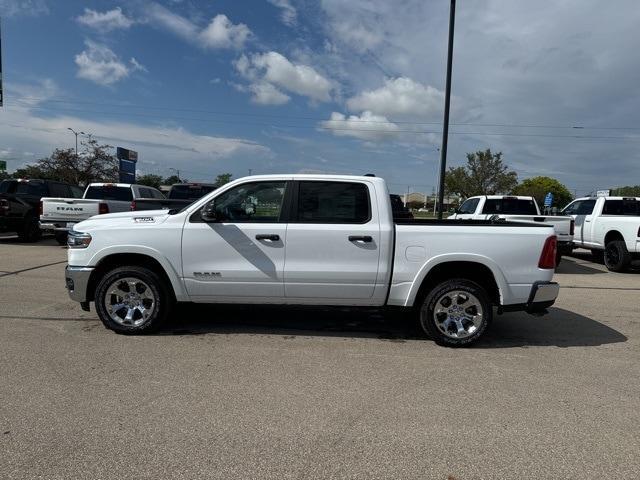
[85,185,133,201]
[296,181,370,224]
[15,181,47,196]
[602,199,640,215]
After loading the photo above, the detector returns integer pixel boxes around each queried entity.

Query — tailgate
[40,198,101,221]
[501,215,572,236]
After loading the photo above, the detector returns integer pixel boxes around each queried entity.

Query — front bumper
[65,265,94,308]
[501,281,560,315]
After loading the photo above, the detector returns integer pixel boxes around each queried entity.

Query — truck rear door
[283,180,381,301]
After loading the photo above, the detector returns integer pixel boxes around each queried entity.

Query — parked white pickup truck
[561,196,640,271]
[64,175,559,346]
[449,195,574,264]
[40,183,164,243]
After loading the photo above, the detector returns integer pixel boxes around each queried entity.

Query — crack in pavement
[0,260,67,278]
[561,285,640,291]
[0,315,94,322]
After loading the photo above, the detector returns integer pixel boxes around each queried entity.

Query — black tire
[54,232,68,245]
[591,249,604,263]
[419,279,492,347]
[94,266,174,334]
[17,214,42,242]
[604,241,631,272]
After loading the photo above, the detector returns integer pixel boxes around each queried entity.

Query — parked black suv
[0,179,83,242]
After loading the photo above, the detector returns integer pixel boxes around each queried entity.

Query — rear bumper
[65,265,94,308]
[40,222,70,232]
[501,281,559,315]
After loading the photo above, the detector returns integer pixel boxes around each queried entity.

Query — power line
[2,105,639,141]
[7,96,640,131]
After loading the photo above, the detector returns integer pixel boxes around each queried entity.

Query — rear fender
[405,253,510,307]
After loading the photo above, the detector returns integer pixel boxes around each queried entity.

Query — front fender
[87,245,189,302]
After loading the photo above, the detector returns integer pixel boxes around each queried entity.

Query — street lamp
[67,127,85,157]
[169,168,181,182]
[436,0,456,219]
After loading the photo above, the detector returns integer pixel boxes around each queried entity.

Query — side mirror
[200,201,217,222]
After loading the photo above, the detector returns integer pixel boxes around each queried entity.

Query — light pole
[169,168,181,182]
[67,127,85,157]
[437,0,456,219]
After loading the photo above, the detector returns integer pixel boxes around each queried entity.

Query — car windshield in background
[85,186,133,201]
[168,185,216,200]
[483,198,538,215]
[602,199,640,216]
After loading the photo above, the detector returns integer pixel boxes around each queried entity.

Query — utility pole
[169,168,181,182]
[248,168,253,176]
[67,127,85,157]
[437,0,456,219]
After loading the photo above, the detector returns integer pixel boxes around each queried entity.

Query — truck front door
[181,180,289,300]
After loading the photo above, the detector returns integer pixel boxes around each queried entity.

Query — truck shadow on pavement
[163,304,626,348]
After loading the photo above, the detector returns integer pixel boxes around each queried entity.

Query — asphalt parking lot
[1,236,639,480]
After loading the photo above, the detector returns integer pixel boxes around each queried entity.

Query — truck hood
[73,209,171,231]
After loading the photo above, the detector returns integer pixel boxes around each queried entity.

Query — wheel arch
[407,256,505,308]
[604,230,625,245]
[87,252,185,302]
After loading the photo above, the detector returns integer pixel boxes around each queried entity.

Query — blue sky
[1,0,640,196]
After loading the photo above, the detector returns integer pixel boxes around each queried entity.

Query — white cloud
[74,41,144,86]
[347,77,444,118]
[199,14,251,49]
[0,0,48,17]
[267,0,297,26]
[146,3,251,50]
[235,51,332,104]
[249,82,290,105]
[320,111,400,141]
[0,81,272,176]
[76,7,134,32]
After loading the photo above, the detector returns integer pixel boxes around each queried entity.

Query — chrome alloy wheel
[433,290,484,339]
[104,277,156,327]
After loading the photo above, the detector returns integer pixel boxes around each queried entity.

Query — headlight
[67,231,92,248]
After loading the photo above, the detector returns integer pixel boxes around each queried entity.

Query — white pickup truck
[449,195,574,264]
[64,175,559,347]
[40,183,165,243]
[561,196,640,271]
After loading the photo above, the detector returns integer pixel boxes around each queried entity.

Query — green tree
[512,176,573,209]
[13,139,118,185]
[163,175,182,185]
[445,149,518,198]
[214,173,232,187]
[136,174,164,189]
[612,185,640,196]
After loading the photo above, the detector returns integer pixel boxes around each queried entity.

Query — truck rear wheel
[18,214,42,242]
[94,266,173,334]
[604,241,631,272]
[419,279,492,347]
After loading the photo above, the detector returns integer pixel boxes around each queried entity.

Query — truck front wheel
[604,241,631,272]
[94,266,173,334]
[419,279,492,347]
